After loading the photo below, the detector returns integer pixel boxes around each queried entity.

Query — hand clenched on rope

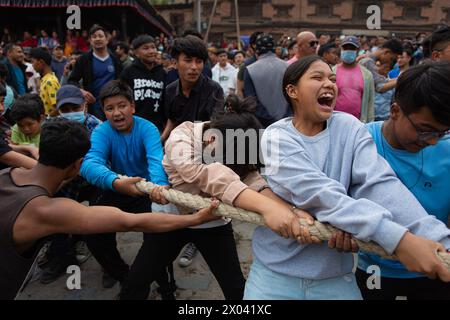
[113,176,169,205]
[290,207,358,253]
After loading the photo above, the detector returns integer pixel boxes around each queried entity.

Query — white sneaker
[75,241,92,264]
[178,243,197,267]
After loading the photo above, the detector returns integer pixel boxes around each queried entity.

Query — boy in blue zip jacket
[80,80,174,297]
[357,61,450,300]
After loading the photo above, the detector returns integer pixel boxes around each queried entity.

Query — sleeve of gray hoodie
[262,127,450,255]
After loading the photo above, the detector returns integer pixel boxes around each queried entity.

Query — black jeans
[84,190,174,293]
[355,268,450,300]
[119,222,245,300]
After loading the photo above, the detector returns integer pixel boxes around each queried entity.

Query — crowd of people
[1,22,450,300]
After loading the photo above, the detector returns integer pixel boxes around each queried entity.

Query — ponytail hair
[210,94,263,179]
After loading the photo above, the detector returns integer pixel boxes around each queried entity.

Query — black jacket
[68,49,123,93]
[120,59,167,132]
[5,60,28,95]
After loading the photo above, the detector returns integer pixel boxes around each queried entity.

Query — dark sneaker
[178,243,197,267]
[40,255,78,285]
[102,271,118,289]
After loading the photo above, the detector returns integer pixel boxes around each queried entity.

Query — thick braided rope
[136,180,450,270]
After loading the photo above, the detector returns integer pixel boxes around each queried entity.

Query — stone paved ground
[17,221,256,300]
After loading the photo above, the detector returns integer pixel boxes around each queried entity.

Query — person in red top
[21,31,38,49]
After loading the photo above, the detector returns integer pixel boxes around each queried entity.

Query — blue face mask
[341,50,357,64]
[60,111,86,124]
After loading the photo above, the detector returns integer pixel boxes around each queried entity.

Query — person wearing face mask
[57,84,102,130]
[35,84,103,285]
[333,36,375,123]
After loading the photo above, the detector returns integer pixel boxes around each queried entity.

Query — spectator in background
[207,47,218,68]
[275,46,283,59]
[244,33,290,128]
[0,83,37,170]
[121,35,167,133]
[429,25,450,62]
[334,36,375,123]
[25,63,40,94]
[212,49,237,97]
[162,35,223,141]
[77,30,90,53]
[1,27,15,46]
[21,31,38,49]
[0,46,6,65]
[236,31,263,98]
[287,31,318,65]
[68,24,123,120]
[318,33,331,46]
[38,30,52,49]
[388,46,413,79]
[156,51,163,65]
[318,43,340,67]
[360,39,403,93]
[115,41,133,69]
[374,61,395,121]
[50,31,60,50]
[9,93,45,148]
[64,30,78,57]
[51,45,67,81]
[287,40,298,60]
[0,63,16,120]
[4,44,28,95]
[233,50,245,67]
[30,47,60,117]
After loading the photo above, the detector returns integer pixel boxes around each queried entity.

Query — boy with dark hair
[80,80,175,295]
[30,47,60,117]
[68,24,123,121]
[360,38,403,94]
[0,84,37,170]
[429,25,450,61]
[212,49,237,97]
[162,35,224,141]
[51,45,67,82]
[357,61,450,300]
[115,41,133,69]
[121,35,167,132]
[10,94,45,148]
[318,43,339,66]
[163,35,225,266]
[0,118,218,300]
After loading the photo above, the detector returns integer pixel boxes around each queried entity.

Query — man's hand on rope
[113,176,146,197]
[193,199,221,224]
[395,232,450,282]
[150,185,170,205]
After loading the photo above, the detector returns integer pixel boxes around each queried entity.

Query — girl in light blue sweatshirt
[244,55,450,300]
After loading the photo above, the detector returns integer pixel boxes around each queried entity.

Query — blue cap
[56,85,85,110]
[341,36,360,48]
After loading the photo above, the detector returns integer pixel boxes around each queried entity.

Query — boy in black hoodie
[121,35,167,133]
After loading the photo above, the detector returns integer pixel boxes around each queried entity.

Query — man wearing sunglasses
[356,61,450,300]
[287,31,318,65]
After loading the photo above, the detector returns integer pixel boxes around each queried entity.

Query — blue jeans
[244,257,362,300]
